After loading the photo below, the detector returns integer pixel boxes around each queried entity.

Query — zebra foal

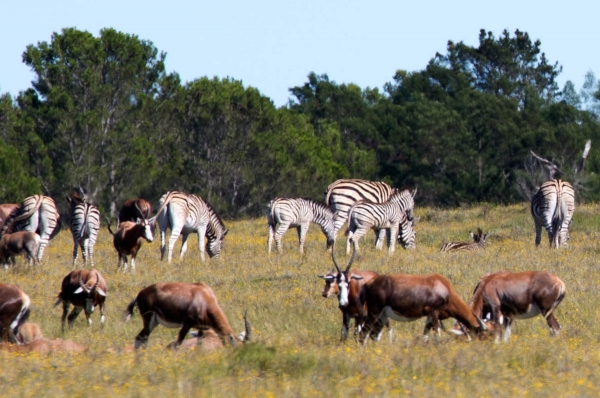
[267,198,337,254]
[345,190,417,255]
[531,179,575,248]
[440,228,487,252]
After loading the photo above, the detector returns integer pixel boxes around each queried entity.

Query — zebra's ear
[411,187,418,198]
[223,229,229,237]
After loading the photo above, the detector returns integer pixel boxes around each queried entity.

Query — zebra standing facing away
[267,198,337,254]
[66,193,101,267]
[531,179,575,248]
[155,191,228,262]
[1,195,61,263]
[440,228,488,252]
[345,190,417,255]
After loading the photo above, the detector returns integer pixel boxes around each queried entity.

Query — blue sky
[2,1,598,107]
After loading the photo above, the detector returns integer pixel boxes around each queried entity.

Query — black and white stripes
[267,197,337,253]
[531,179,575,248]
[67,196,101,267]
[440,228,487,252]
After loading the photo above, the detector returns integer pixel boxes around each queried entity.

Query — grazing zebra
[440,228,487,252]
[1,195,61,263]
[66,193,101,267]
[267,198,338,254]
[325,179,416,252]
[531,179,575,248]
[155,191,228,262]
[345,191,417,255]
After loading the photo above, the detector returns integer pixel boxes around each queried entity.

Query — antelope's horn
[243,310,252,342]
[331,241,342,274]
[345,240,356,272]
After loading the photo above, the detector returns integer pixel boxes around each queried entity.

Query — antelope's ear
[318,275,334,281]
[351,275,364,280]
[74,287,84,294]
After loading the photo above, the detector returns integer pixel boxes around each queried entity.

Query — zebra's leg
[275,223,290,253]
[197,224,207,262]
[375,229,386,250]
[297,223,309,254]
[37,237,49,264]
[388,225,398,255]
[81,239,89,267]
[167,226,183,263]
[180,233,189,259]
[534,220,543,246]
[160,228,167,261]
[72,238,79,268]
[267,223,276,254]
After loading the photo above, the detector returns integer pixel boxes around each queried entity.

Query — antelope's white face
[337,273,350,307]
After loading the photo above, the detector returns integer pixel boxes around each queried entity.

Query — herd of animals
[0,177,575,352]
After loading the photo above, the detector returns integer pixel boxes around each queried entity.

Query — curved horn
[134,200,144,220]
[476,315,487,331]
[344,239,356,272]
[331,241,342,274]
[243,310,251,342]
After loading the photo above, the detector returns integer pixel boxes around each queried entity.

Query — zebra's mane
[204,200,226,229]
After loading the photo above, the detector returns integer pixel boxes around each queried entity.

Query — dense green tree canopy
[1,27,599,216]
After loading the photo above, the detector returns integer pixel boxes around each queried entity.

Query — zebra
[1,195,61,263]
[440,228,487,252]
[66,193,101,267]
[324,179,416,252]
[345,190,417,255]
[531,179,575,248]
[155,191,228,262]
[266,197,338,254]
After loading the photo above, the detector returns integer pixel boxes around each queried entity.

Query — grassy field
[1,203,599,397]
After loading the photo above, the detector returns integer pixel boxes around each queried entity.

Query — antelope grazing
[118,198,153,224]
[463,271,566,342]
[107,215,154,271]
[360,273,486,343]
[0,284,30,343]
[440,228,488,252]
[319,243,391,341]
[0,231,40,268]
[125,282,250,349]
[54,269,107,331]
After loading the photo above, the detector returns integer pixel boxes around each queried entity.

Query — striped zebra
[66,194,101,267]
[1,195,61,263]
[440,228,487,252]
[325,179,416,252]
[267,198,338,254]
[345,190,417,255]
[155,191,228,262]
[531,179,575,248]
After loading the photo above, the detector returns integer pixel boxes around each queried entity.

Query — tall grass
[1,203,599,396]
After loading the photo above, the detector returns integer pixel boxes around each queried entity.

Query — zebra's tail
[551,186,564,246]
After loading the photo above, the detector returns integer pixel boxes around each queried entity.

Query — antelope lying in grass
[0,284,30,343]
[125,282,251,349]
[440,228,487,252]
[456,270,566,342]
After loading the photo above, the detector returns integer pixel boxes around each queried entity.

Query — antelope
[440,228,488,252]
[125,282,251,349]
[16,322,43,344]
[54,269,107,331]
[461,271,566,342]
[107,214,154,271]
[359,273,487,343]
[319,242,391,341]
[0,284,30,343]
[118,198,153,224]
[0,231,41,268]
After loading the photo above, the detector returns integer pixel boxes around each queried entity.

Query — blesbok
[359,273,487,343]
[107,215,154,271]
[125,282,251,349]
[0,284,30,343]
[460,271,566,342]
[0,231,40,268]
[54,269,107,331]
[440,228,488,252]
[118,198,153,224]
[0,204,18,230]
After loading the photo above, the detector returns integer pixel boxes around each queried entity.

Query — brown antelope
[319,243,391,341]
[0,284,30,343]
[107,215,154,271]
[0,231,41,268]
[118,198,153,224]
[440,228,488,252]
[125,282,251,349]
[54,269,107,331]
[360,273,486,343]
[461,271,566,342]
